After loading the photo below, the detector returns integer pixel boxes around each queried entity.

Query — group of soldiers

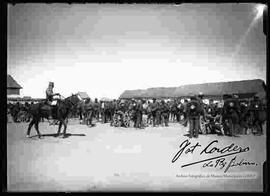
[7,101,33,123]
[7,82,267,139]
[75,93,266,138]
[182,93,266,138]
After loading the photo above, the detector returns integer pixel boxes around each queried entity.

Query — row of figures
[74,93,266,138]
[184,94,266,138]
[7,81,267,139]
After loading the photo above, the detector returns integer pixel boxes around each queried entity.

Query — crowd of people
[73,93,266,137]
[7,101,33,123]
[7,92,267,138]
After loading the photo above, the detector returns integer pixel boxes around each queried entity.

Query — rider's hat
[49,82,54,86]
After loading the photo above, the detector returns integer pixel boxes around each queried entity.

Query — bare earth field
[7,119,266,192]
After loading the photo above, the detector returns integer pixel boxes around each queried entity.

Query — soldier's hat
[49,82,54,86]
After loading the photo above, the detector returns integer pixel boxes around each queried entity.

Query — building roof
[119,79,266,99]
[77,92,90,100]
[7,75,22,89]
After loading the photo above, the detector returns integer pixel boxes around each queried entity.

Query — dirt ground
[7,119,266,192]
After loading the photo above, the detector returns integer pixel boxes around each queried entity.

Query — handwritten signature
[172,139,257,173]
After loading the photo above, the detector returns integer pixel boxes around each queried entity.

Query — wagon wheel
[123,113,130,127]
[200,117,207,134]
[113,114,121,127]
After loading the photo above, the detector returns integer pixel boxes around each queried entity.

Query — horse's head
[64,94,81,107]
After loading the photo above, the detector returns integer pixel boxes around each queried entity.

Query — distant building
[119,79,266,100]
[7,75,22,96]
[77,92,90,100]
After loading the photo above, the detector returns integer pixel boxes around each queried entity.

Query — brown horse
[26,94,80,138]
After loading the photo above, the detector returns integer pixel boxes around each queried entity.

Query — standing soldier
[142,99,148,127]
[182,99,188,127]
[249,96,263,135]
[156,100,162,126]
[170,99,178,122]
[93,98,100,121]
[84,98,94,126]
[239,99,249,134]
[104,101,111,123]
[100,101,105,123]
[130,99,137,126]
[135,99,143,128]
[151,98,158,127]
[197,93,206,133]
[160,100,170,126]
[146,100,152,125]
[222,94,240,136]
[77,99,85,124]
[110,100,117,124]
[186,96,204,138]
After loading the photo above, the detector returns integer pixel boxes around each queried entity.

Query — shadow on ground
[29,133,86,138]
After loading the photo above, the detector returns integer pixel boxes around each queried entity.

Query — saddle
[42,100,58,118]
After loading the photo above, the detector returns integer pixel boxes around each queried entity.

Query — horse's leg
[56,121,63,136]
[79,111,83,124]
[85,112,89,126]
[62,118,67,137]
[34,118,42,138]
[26,119,35,137]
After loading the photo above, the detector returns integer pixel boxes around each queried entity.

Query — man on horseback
[45,82,60,124]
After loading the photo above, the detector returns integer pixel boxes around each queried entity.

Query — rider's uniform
[46,87,57,105]
[45,83,58,121]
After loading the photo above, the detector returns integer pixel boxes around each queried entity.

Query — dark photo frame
[2,0,269,193]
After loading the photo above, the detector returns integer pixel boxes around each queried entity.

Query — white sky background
[7,3,266,99]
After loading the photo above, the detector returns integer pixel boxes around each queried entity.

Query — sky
[7,3,267,99]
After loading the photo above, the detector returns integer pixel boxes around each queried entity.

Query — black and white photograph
[6,2,267,192]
